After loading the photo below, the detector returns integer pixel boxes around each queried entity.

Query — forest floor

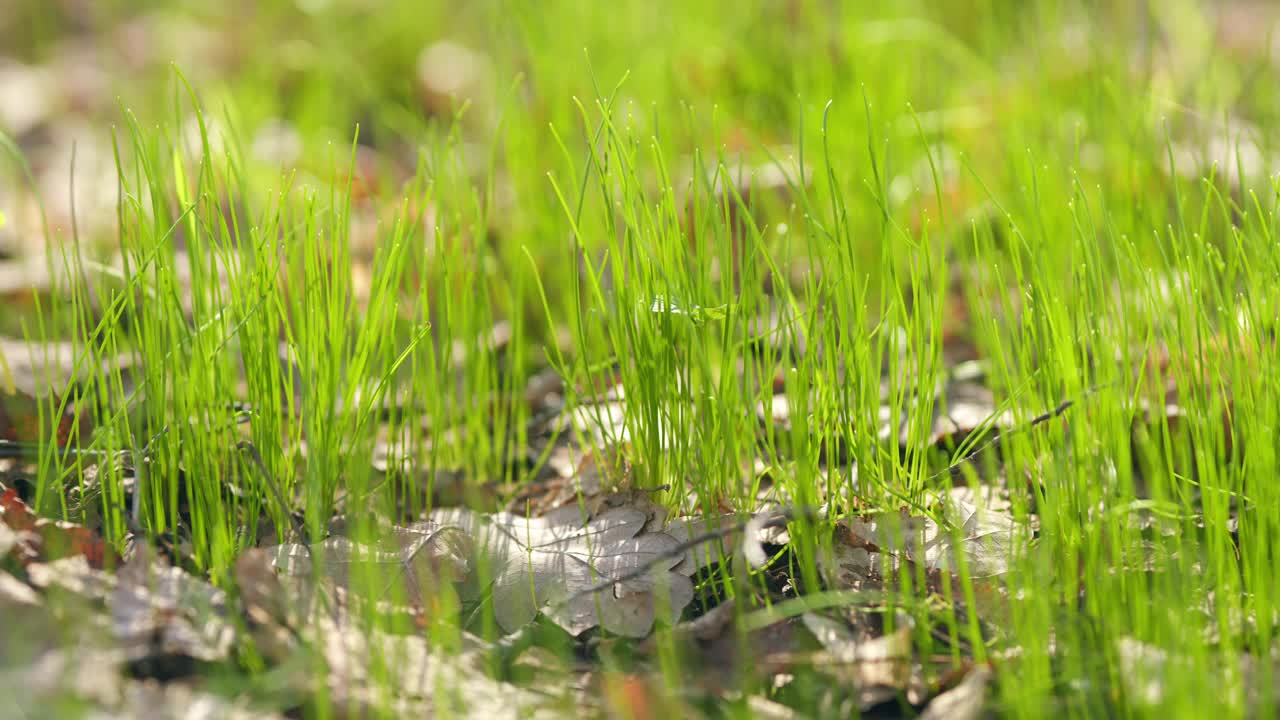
[3,2,1280,718]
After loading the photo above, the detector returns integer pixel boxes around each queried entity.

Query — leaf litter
[0,268,1159,719]
[430,505,696,637]
[0,376,1047,720]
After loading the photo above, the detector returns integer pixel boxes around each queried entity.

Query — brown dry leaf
[506,445,618,516]
[0,517,16,559]
[929,371,1007,447]
[0,336,138,401]
[432,505,694,637]
[5,646,285,720]
[309,613,565,719]
[525,366,565,414]
[234,549,291,628]
[880,363,1015,451]
[662,599,805,696]
[233,549,299,664]
[0,569,39,605]
[114,679,287,720]
[802,611,914,710]
[28,545,236,677]
[1115,635,1280,717]
[27,554,115,598]
[841,487,1029,580]
[818,489,1030,639]
[818,527,887,594]
[268,520,471,615]
[664,513,740,575]
[2,646,127,716]
[919,665,992,720]
[110,543,235,669]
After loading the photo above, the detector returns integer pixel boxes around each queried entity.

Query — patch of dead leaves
[432,505,696,637]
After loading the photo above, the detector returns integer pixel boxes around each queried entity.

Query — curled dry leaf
[107,679,288,720]
[0,518,16,559]
[234,548,291,628]
[939,486,1028,578]
[252,534,567,717]
[835,487,1029,582]
[505,445,622,516]
[268,521,471,613]
[111,544,235,667]
[9,647,285,720]
[27,554,116,598]
[5,646,128,716]
[233,548,299,664]
[313,614,564,720]
[262,502,739,641]
[22,546,235,681]
[919,665,992,720]
[802,611,915,710]
[742,509,794,570]
[0,569,39,605]
[661,598,806,696]
[431,505,694,637]
[663,513,740,575]
[1115,635,1280,717]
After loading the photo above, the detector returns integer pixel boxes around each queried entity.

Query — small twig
[237,440,307,545]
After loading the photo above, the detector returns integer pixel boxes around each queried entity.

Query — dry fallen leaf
[3,646,128,716]
[664,513,739,575]
[25,545,237,674]
[111,544,235,669]
[842,487,1029,580]
[0,518,17,559]
[27,554,115,598]
[311,613,565,719]
[107,678,288,720]
[268,520,471,613]
[233,548,299,664]
[0,569,39,605]
[802,611,915,710]
[431,505,694,637]
[919,665,992,720]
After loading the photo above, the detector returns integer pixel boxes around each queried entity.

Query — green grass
[3,0,1280,717]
